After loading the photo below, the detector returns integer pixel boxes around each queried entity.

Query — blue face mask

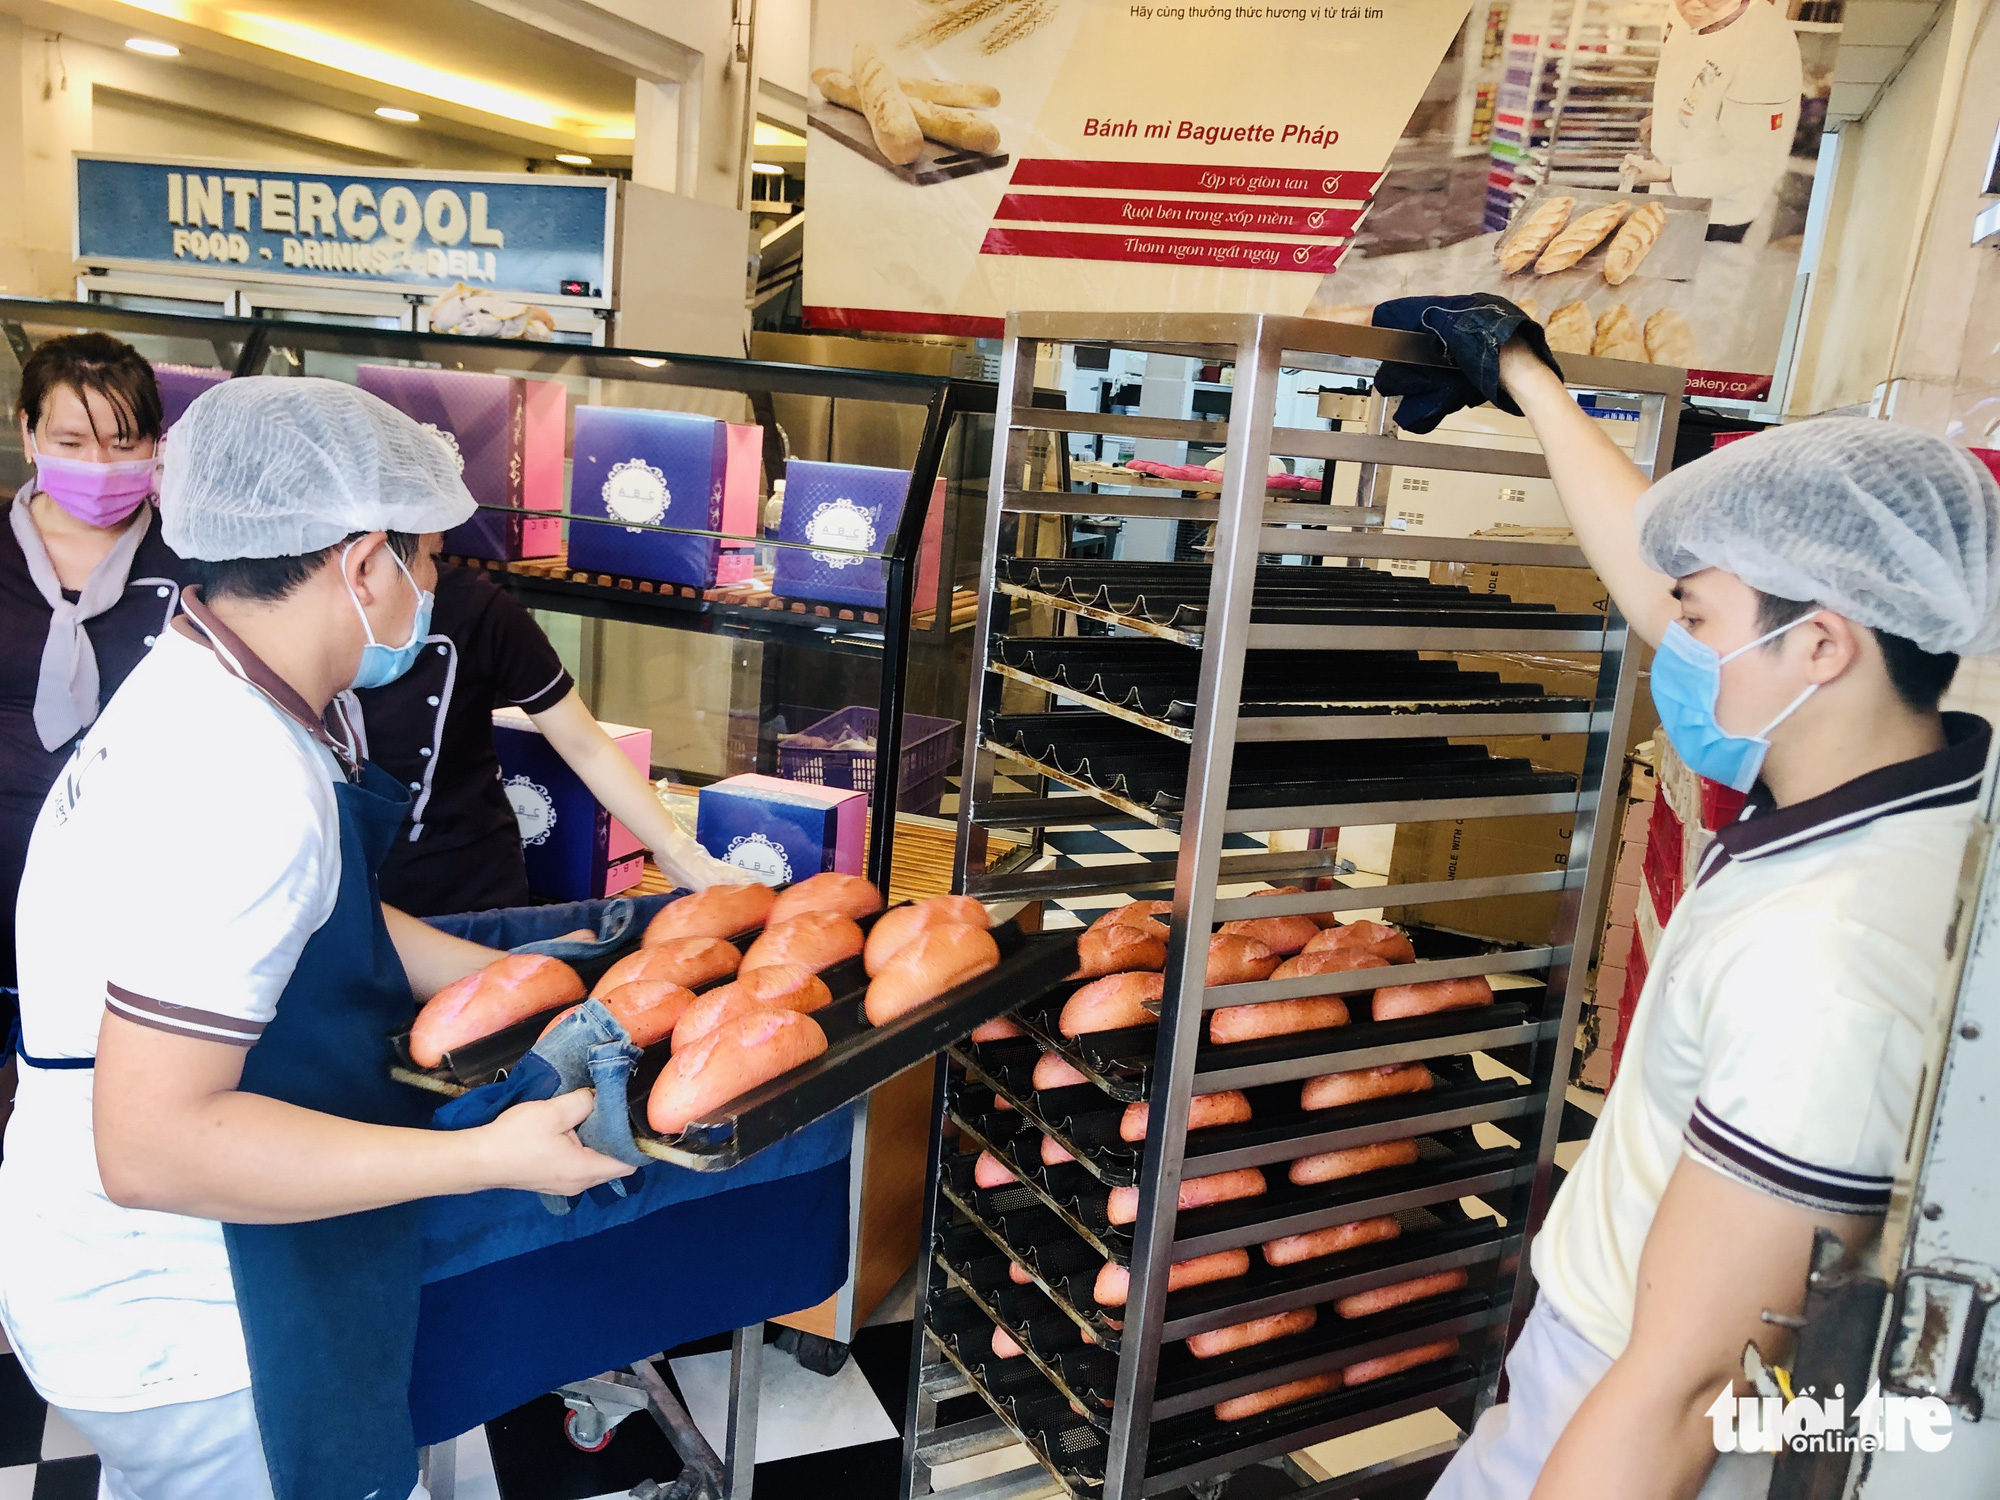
[345,542,433,691]
[1650,615,1821,793]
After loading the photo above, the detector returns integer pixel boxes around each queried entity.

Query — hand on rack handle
[474,1088,636,1196]
[1370,294,1564,435]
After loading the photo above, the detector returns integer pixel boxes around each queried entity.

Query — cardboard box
[356,366,565,562]
[492,707,652,901]
[1385,810,1574,947]
[696,773,866,884]
[153,363,229,432]
[568,407,758,588]
[773,459,945,610]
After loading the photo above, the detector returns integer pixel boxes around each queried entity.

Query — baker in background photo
[334,552,739,917]
[1621,0,1804,243]
[0,333,189,1131]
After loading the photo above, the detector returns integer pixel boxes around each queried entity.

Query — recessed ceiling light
[375,106,420,122]
[751,162,784,175]
[125,38,179,56]
[555,154,593,166]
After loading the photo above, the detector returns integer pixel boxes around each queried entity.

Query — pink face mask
[30,440,159,528]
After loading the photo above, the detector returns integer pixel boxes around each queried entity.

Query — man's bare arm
[1530,1158,1877,1500]
[94,1014,630,1222]
[1497,339,1680,647]
[383,902,505,1001]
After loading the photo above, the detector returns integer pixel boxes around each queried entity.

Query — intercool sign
[73,155,614,304]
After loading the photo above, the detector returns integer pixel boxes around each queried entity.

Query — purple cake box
[152,363,229,434]
[493,707,653,902]
[568,406,730,588]
[695,773,865,885]
[772,460,946,610]
[355,364,565,562]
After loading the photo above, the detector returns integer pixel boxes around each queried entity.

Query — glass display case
[0,296,1000,890]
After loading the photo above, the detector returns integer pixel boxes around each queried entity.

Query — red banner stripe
[994,193,1361,238]
[1683,369,1773,402]
[802,306,1006,338]
[1008,159,1378,201]
[980,227,1345,274]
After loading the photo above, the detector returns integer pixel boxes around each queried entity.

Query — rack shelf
[903,311,1679,1500]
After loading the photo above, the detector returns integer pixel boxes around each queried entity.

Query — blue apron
[222,758,429,1500]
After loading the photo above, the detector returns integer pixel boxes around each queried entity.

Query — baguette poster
[805,0,1840,402]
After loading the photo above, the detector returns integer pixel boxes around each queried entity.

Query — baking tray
[390,909,1080,1172]
[936,1151,1520,1352]
[932,1240,1119,1427]
[997,557,1601,639]
[957,1105,1530,1263]
[808,102,1009,185]
[990,635,1589,730]
[953,1044,1539,1187]
[990,926,1555,1105]
[987,713,1576,824]
[925,1297,1108,1489]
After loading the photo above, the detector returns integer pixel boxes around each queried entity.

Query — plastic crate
[776,706,961,800]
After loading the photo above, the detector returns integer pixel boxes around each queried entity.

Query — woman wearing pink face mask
[1,333,189,1082]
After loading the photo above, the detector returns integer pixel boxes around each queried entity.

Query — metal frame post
[1099,321,1285,1500]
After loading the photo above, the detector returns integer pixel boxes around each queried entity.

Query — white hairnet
[1636,416,2000,655]
[160,376,475,561]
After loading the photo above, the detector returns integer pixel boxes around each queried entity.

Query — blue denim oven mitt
[431,998,649,1216]
[1370,294,1563,435]
[506,896,642,963]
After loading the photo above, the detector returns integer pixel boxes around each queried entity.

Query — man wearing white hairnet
[1415,330,1999,1498]
[0,378,630,1500]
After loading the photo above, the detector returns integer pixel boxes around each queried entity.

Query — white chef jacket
[1651,0,1804,227]
[1533,713,1988,1361]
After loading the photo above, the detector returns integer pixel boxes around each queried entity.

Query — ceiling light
[630,357,667,369]
[555,154,593,166]
[125,38,179,56]
[751,162,784,175]
[375,106,420,122]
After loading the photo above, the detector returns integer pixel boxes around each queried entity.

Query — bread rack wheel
[564,1406,616,1453]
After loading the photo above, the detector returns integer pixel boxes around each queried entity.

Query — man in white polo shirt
[0,378,630,1500]
[1420,340,1999,1497]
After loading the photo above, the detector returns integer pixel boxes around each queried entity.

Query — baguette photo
[1535,203,1629,275]
[815,54,1005,166]
[1603,202,1667,286]
[1496,196,1573,275]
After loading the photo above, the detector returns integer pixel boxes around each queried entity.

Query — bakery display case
[909,312,1682,1499]
[0,294,1005,1350]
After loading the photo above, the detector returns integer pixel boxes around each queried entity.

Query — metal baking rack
[903,312,1680,1500]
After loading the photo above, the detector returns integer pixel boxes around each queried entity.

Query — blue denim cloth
[432,1000,646,1214]
[1371,294,1563,434]
[422,893,681,957]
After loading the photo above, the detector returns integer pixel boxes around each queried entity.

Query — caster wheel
[792,1332,850,1377]
[564,1407,615,1453]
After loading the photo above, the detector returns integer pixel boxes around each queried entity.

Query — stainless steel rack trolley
[905,313,1684,1500]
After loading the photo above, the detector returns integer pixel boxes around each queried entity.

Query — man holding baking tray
[1368,300,2000,1499]
[0,377,631,1500]
[1621,0,1804,243]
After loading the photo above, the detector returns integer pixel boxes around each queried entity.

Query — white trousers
[56,1387,428,1500]
[1429,1297,1773,1500]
